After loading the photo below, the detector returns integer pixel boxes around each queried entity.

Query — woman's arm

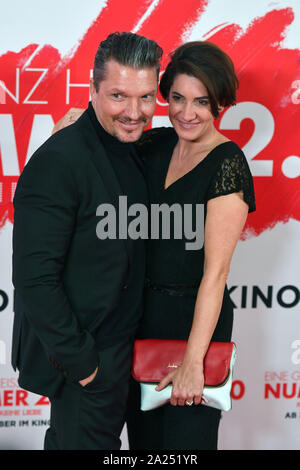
[156,190,249,406]
[52,108,84,134]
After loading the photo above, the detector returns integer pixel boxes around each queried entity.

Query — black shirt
[87,103,148,348]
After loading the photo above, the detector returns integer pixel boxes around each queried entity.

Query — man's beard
[112,116,148,142]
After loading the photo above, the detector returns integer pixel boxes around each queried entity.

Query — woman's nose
[181,103,197,121]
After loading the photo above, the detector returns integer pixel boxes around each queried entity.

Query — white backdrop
[0,0,299,450]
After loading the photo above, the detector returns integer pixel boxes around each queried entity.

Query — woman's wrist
[182,349,205,369]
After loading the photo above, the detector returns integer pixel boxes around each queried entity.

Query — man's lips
[116,118,146,131]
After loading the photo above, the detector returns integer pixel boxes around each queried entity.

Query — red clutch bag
[132,339,236,411]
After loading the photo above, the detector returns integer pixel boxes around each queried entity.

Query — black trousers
[44,339,133,450]
[126,377,221,450]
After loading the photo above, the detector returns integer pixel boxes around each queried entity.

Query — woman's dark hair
[159,41,239,118]
[93,32,163,91]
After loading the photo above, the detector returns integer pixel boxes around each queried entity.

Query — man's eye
[112,93,121,99]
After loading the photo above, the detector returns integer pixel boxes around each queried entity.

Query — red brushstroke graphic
[0,1,299,237]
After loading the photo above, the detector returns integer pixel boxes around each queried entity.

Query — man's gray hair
[93,31,163,91]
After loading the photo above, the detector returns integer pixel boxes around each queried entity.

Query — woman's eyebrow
[171,91,209,99]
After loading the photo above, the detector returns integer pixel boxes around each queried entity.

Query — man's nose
[126,99,141,120]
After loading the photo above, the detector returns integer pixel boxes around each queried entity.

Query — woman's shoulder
[206,140,256,213]
[136,126,177,154]
[212,140,244,158]
[208,140,250,172]
[142,125,176,140]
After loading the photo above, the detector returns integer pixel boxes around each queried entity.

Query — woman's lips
[177,120,201,129]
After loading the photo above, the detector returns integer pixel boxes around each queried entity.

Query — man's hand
[79,366,98,387]
[52,108,84,134]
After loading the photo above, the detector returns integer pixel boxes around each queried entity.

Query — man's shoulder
[26,109,98,170]
[41,109,90,152]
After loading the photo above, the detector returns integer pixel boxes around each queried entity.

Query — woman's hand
[155,360,205,406]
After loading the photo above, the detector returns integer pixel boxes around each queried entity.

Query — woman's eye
[197,100,209,106]
[172,95,182,101]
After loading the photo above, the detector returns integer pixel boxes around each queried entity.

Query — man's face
[90,59,158,143]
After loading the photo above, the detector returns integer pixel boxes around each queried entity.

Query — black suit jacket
[12,109,135,398]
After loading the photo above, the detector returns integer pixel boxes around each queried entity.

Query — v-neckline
[163,140,233,191]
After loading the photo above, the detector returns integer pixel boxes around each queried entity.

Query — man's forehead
[103,59,158,82]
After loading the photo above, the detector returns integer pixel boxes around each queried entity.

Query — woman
[125,41,255,450]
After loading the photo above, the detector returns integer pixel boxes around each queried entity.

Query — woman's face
[168,73,215,142]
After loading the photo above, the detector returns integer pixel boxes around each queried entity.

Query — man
[12,32,162,450]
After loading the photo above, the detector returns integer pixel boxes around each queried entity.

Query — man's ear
[90,79,97,101]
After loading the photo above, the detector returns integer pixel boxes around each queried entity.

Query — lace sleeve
[206,152,256,213]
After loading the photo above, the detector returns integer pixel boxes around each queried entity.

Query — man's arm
[13,149,98,383]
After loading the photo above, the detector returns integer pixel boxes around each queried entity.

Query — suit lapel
[75,110,131,265]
